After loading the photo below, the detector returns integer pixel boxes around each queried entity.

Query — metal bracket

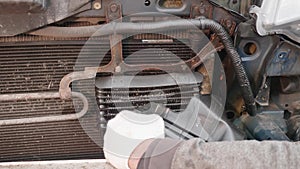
[106,2,123,70]
[220,19,236,36]
[190,2,213,19]
[255,78,271,106]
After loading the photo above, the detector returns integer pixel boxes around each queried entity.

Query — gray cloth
[171,139,300,169]
[137,138,183,169]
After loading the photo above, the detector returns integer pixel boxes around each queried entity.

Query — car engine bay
[0,0,300,162]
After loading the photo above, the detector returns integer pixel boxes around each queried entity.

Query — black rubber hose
[197,19,257,116]
[30,18,257,115]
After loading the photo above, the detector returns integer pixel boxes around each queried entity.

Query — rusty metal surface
[107,2,123,70]
[190,1,213,19]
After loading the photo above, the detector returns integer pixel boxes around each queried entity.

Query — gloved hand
[103,110,165,169]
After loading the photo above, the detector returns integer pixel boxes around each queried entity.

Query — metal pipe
[59,67,98,100]
[46,18,256,115]
[0,92,88,126]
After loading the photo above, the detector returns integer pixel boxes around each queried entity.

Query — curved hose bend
[197,18,257,116]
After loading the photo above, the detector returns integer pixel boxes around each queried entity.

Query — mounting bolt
[93,2,101,10]
[279,54,284,59]
[279,54,283,59]
[278,52,287,59]
[225,20,232,28]
[115,66,121,73]
[110,3,118,13]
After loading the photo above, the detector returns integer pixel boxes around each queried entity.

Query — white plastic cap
[104,110,165,169]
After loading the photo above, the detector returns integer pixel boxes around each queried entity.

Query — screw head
[144,0,151,6]
[278,52,287,59]
[279,54,284,59]
[93,2,101,10]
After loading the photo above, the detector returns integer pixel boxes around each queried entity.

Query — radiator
[0,33,196,162]
[0,36,108,162]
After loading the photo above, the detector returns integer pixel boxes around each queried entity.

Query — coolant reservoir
[250,0,300,42]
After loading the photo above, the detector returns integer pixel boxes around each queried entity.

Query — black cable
[197,19,257,115]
